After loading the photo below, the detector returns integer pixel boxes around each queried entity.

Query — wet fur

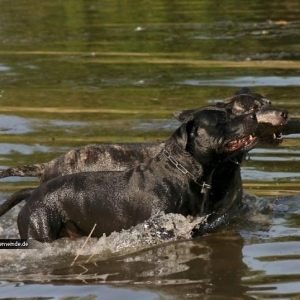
[0,89,288,225]
[0,88,287,184]
[17,110,258,242]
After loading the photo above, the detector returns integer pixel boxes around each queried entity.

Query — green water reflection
[0,0,299,192]
[0,1,300,299]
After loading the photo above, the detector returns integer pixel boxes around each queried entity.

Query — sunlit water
[1,1,300,299]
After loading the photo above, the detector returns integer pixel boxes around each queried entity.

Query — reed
[71,223,97,266]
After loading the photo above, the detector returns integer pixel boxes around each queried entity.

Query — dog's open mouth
[225,134,258,152]
[259,132,283,145]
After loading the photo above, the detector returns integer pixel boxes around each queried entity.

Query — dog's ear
[173,110,195,122]
[236,87,250,95]
[223,95,238,104]
[172,119,195,149]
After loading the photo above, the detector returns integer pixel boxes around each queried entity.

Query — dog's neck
[229,152,249,165]
[160,142,212,194]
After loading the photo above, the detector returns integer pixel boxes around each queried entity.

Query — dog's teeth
[273,133,276,139]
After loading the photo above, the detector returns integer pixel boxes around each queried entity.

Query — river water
[0,1,300,299]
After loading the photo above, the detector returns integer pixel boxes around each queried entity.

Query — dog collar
[162,149,212,194]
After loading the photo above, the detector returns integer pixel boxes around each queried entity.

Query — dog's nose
[280,109,288,119]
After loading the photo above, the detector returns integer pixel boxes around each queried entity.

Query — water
[0,0,300,299]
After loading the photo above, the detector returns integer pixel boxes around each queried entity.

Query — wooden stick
[281,119,300,135]
[71,223,97,266]
[256,118,300,137]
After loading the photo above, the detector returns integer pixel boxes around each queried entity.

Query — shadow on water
[0,232,252,299]
[50,233,251,299]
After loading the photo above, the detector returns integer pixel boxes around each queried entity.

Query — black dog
[17,109,259,242]
[0,89,287,220]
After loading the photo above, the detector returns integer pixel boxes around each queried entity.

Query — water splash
[0,211,206,281]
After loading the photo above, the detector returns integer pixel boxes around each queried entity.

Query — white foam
[0,212,207,281]
[0,192,278,283]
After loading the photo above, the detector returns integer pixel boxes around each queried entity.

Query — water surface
[1,1,300,299]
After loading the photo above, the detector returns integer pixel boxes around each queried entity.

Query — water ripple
[181,76,300,87]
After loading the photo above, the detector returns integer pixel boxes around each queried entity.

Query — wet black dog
[17,109,259,242]
[0,88,288,221]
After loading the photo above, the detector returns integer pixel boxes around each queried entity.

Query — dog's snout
[256,108,288,126]
[280,109,288,119]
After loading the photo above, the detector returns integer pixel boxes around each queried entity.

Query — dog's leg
[59,221,83,239]
[17,205,61,242]
[0,164,44,179]
[0,188,34,217]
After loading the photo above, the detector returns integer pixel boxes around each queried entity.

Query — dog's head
[174,87,288,145]
[172,109,259,166]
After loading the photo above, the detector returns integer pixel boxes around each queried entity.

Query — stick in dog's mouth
[269,132,283,142]
[225,134,258,152]
[273,132,283,140]
[258,132,283,144]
